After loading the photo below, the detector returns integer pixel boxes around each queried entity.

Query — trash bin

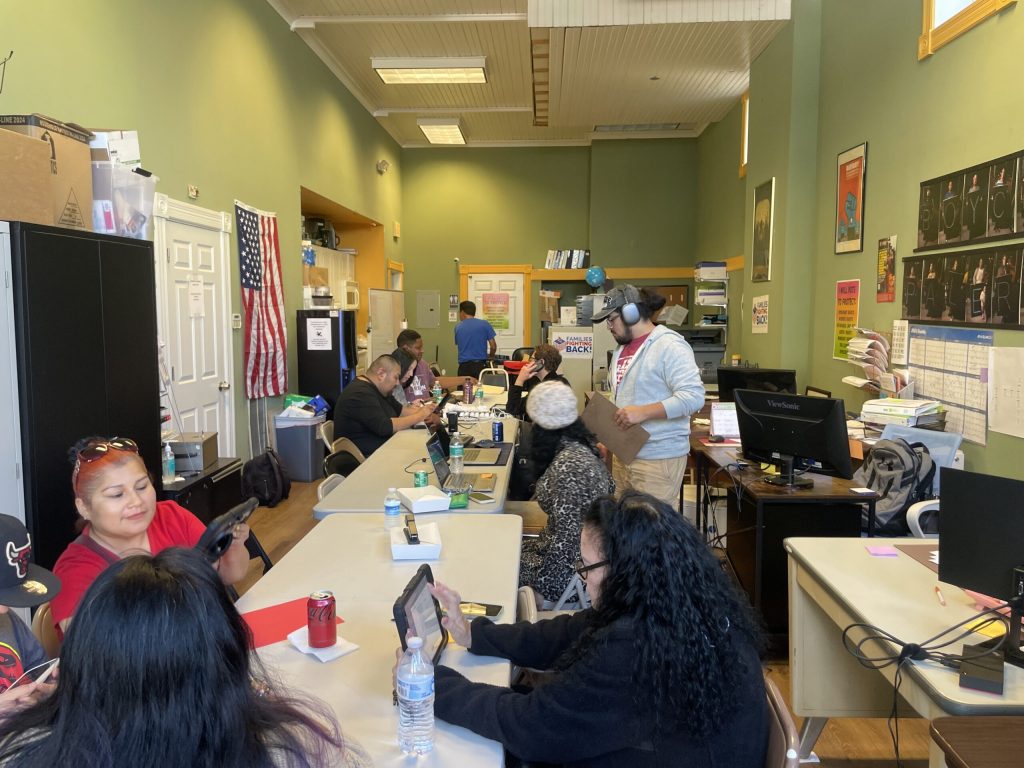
[274,413,325,482]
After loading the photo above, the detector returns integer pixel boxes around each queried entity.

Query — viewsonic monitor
[717,367,797,403]
[733,389,852,488]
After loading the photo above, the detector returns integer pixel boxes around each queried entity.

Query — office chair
[764,673,800,768]
[318,421,334,452]
[877,424,963,538]
[317,473,345,500]
[478,366,510,392]
[323,439,366,478]
[510,346,534,362]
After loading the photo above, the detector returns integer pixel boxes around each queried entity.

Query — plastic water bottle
[384,487,402,529]
[397,636,435,755]
[476,383,484,403]
[431,381,443,404]
[161,443,176,484]
[449,432,464,476]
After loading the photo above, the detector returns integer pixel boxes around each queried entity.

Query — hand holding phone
[195,497,258,563]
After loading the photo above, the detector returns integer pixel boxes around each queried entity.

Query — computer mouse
[476,439,496,448]
[708,435,725,443]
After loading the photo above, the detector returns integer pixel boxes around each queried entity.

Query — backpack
[852,438,935,534]
[241,449,291,508]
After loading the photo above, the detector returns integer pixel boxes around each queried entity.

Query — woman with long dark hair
[519,381,614,605]
[0,548,370,768]
[431,491,767,767]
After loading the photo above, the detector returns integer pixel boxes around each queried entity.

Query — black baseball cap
[0,515,61,608]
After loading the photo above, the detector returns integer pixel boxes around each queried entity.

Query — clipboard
[581,391,650,464]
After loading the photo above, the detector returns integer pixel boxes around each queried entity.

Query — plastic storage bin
[273,414,325,482]
[90,161,157,239]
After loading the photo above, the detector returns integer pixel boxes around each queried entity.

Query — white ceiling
[265,0,791,147]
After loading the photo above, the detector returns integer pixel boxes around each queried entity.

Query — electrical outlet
[187,184,199,199]
[231,313,242,330]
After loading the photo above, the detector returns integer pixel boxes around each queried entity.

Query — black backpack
[853,438,935,534]
[241,449,291,508]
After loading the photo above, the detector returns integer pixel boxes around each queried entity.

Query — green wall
[4,0,402,458]
[401,140,700,373]
[698,0,1024,477]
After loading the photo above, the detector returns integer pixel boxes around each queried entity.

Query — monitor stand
[762,455,813,489]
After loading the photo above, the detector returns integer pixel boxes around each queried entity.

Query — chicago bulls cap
[0,515,61,607]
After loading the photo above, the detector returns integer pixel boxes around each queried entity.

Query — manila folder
[581,392,650,465]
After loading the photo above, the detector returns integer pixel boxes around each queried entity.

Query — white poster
[188,278,205,318]
[988,347,1024,439]
[551,330,594,358]
[752,295,769,334]
[306,317,332,351]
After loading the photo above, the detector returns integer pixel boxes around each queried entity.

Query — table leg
[798,717,827,759]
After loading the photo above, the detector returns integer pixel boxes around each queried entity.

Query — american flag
[235,201,287,399]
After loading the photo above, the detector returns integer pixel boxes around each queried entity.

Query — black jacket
[505,372,570,420]
[434,611,767,768]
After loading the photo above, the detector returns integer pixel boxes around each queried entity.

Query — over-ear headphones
[619,285,642,326]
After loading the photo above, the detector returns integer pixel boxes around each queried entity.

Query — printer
[679,328,726,383]
[169,432,218,473]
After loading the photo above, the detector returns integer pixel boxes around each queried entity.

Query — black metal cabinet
[160,458,244,524]
[10,223,160,569]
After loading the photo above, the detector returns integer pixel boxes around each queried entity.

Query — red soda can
[307,590,337,648]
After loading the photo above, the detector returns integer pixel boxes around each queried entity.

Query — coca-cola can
[307,590,337,648]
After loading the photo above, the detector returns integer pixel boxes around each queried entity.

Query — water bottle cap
[407,636,423,648]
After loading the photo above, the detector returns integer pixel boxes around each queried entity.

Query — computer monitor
[716,367,797,403]
[733,389,853,488]
[939,467,1024,668]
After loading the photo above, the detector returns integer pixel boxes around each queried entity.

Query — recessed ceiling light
[417,118,466,145]
[372,57,486,84]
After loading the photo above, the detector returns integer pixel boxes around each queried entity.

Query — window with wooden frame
[739,91,749,179]
[919,0,1016,59]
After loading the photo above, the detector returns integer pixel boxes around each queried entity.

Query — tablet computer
[393,563,448,665]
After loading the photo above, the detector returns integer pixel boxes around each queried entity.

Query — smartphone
[468,492,495,504]
[7,658,58,690]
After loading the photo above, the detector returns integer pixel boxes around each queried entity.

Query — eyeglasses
[604,312,621,326]
[72,438,139,489]
[573,558,609,582]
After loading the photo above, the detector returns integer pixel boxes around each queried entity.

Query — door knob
[218,381,231,391]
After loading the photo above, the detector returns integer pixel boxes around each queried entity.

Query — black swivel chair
[510,346,535,361]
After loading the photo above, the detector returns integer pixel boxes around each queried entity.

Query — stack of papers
[859,398,946,429]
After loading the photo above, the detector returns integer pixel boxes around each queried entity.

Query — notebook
[710,402,741,439]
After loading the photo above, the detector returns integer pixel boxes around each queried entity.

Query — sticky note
[866,545,899,557]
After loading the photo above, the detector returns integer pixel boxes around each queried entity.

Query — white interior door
[153,196,235,457]
[468,273,524,356]
[368,288,405,364]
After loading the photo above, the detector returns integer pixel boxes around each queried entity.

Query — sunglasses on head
[72,438,140,489]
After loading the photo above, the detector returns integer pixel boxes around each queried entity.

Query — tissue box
[390,521,442,560]
[398,487,450,513]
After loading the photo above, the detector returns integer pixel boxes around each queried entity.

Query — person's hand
[215,522,251,585]
[614,405,648,428]
[0,680,55,716]
[423,411,442,429]
[596,442,608,461]
[429,581,472,648]
[515,361,541,386]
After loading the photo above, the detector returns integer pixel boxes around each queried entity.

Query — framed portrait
[835,142,867,254]
[751,178,774,282]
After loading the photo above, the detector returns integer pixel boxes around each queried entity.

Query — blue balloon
[585,265,606,288]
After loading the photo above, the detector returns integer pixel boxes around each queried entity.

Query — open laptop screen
[426,434,450,485]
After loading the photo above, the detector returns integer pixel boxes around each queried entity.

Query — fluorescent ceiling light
[417,118,466,145]
[372,57,486,84]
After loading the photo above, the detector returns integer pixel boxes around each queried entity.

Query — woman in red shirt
[51,436,251,635]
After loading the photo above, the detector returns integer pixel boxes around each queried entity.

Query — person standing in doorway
[397,328,436,402]
[591,285,704,511]
[454,300,496,380]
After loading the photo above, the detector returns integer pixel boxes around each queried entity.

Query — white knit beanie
[526,380,578,430]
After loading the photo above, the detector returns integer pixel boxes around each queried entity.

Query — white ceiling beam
[528,0,790,26]
[288,13,527,30]
[374,107,533,117]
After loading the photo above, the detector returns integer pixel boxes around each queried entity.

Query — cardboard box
[0,129,53,225]
[0,114,93,230]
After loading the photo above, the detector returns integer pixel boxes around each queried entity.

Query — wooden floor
[239,481,932,767]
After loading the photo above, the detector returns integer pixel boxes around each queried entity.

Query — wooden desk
[787,538,1024,768]
[313,418,518,518]
[930,716,1024,768]
[691,441,877,639]
[235,513,522,767]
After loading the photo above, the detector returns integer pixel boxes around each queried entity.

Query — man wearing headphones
[592,285,704,510]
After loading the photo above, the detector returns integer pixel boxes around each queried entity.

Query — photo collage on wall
[907,149,1024,329]
[916,153,1024,251]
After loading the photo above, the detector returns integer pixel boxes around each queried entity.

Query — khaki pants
[612,454,689,511]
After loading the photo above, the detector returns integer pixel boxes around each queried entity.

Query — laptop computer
[426,434,497,492]
[429,422,502,465]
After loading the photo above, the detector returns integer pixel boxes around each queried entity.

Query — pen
[934,585,946,606]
